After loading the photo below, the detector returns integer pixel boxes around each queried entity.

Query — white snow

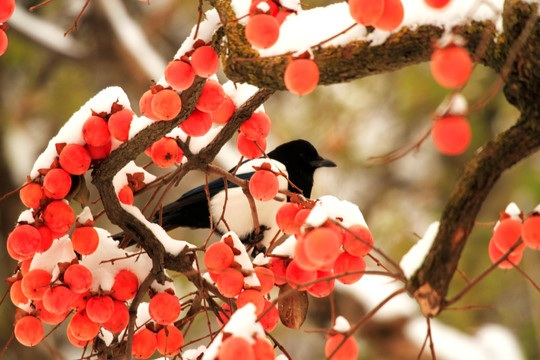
[304,202,328,228]
[436,93,468,116]
[182,346,208,360]
[504,202,521,219]
[17,210,35,224]
[222,232,261,288]
[230,0,503,57]
[30,87,131,179]
[30,236,77,280]
[112,161,156,193]
[222,81,265,112]
[313,195,368,229]
[270,234,296,258]
[76,207,94,225]
[128,116,154,140]
[400,221,440,279]
[333,316,351,333]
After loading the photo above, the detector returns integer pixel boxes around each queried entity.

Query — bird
[154,139,336,250]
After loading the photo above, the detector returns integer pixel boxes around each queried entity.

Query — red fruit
[35,300,69,325]
[431,45,473,88]
[303,227,342,266]
[219,336,255,360]
[254,266,275,295]
[204,241,235,272]
[294,235,320,271]
[276,203,301,234]
[269,257,288,285]
[19,182,43,209]
[86,141,111,160]
[10,280,29,306]
[0,0,15,23]
[44,200,75,235]
[139,90,159,121]
[190,46,219,78]
[14,316,44,347]
[59,144,92,175]
[425,0,451,8]
[275,10,293,25]
[43,168,72,199]
[373,0,404,31]
[237,289,265,315]
[68,310,100,341]
[212,94,235,124]
[151,89,182,120]
[492,218,524,253]
[286,259,317,290]
[217,268,245,298]
[237,134,266,159]
[108,108,135,142]
[250,0,279,16]
[488,236,524,269]
[260,299,279,331]
[151,137,180,168]
[293,208,312,233]
[196,79,225,113]
[111,269,139,301]
[8,224,41,258]
[103,300,129,333]
[431,116,471,155]
[348,0,384,26]
[284,59,319,96]
[70,291,90,312]
[240,112,271,141]
[64,264,93,294]
[86,295,114,323]
[252,337,275,360]
[245,14,280,49]
[216,302,232,326]
[156,325,184,356]
[343,224,373,257]
[522,215,540,250]
[249,170,279,201]
[149,292,181,324]
[118,185,134,205]
[42,285,75,314]
[36,226,53,253]
[82,115,111,147]
[165,60,195,91]
[307,269,335,298]
[20,259,32,275]
[21,269,51,300]
[0,29,7,56]
[67,325,91,348]
[325,334,359,360]
[334,252,366,284]
[7,236,31,261]
[180,109,213,137]
[132,328,157,359]
[71,226,100,255]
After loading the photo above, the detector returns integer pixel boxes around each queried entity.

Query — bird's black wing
[156,172,253,231]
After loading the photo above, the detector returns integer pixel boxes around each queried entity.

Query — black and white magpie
[155,139,336,248]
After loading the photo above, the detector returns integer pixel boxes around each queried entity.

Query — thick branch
[408,113,540,316]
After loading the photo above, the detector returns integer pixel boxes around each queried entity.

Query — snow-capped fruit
[19,182,43,209]
[43,168,72,199]
[431,45,473,88]
[249,170,279,201]
[180,109,213,137]
[237,134,266,159]
[284,59,319,96]
[348,0,384,26]
[71,226,99,255]
[240,111,271,141]
[43,200,75,235]
[245,14,280,49]
[108,108,135,142]
[196,79,226,113]
[373,0,404,31]
[59,144,92,175]
[149,292,181,325]
[82,115,111,147]
[151,89,182,120]
[250,0,279,16]
[431,116,471,155]
[190,46,219,78]
[14,316,44,347]
[151,137,180,168]
[325,334,359,360]
[165,60,195,91]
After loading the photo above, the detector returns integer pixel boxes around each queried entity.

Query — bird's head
[267,139,336,198]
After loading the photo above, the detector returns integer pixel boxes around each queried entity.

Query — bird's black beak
[310,156,337,169]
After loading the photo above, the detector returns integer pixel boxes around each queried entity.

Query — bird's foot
[244,225,269,245]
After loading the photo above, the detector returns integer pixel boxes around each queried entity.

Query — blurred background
[1,0,540,359]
